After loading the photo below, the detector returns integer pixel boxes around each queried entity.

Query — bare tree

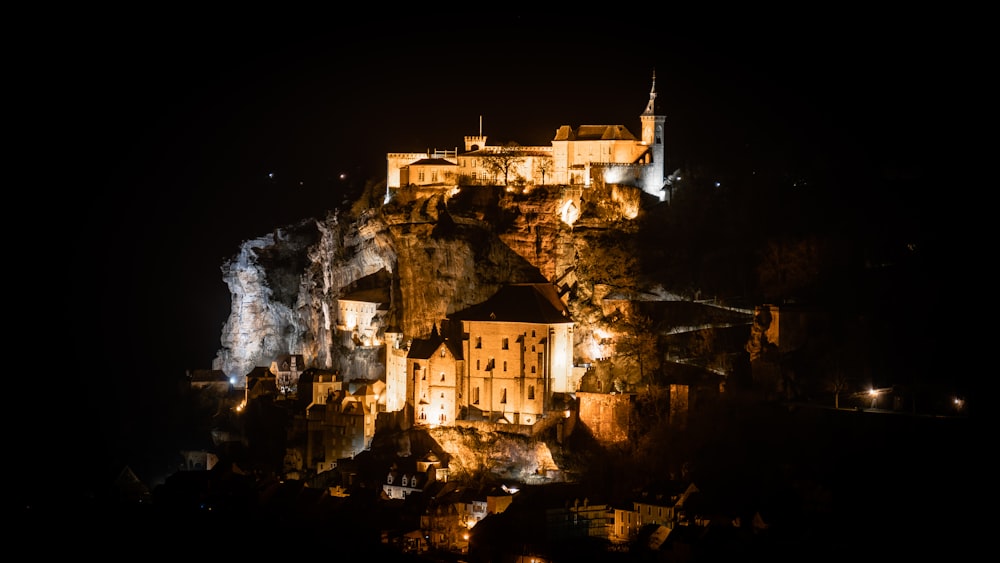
[480,142,525,186]
[613,313,661,389]
[537,157,553,185]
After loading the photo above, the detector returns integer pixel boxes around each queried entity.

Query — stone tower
[640,70,667,201]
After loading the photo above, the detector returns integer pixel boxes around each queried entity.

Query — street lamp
[868,388,879,409]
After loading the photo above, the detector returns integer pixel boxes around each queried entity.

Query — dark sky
[51,15,953,490]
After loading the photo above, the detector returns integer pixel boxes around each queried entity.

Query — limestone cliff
[213,183,750,387]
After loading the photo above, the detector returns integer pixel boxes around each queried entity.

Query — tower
[640,70,667,201]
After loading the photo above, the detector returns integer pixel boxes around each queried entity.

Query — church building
[395,283,578,431]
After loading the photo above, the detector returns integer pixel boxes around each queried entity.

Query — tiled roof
[450,283,573,324]
[553,124,637,141]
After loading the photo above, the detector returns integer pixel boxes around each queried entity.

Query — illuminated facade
[270,353,304,395]
[396,283,576,430]
[407,325,465,428]
[386,73,668,201]
[337,287,390,348]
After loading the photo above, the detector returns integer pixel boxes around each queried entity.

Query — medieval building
[383,282,580,432]
[386,73,668,201]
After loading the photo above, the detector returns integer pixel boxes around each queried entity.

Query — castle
[258,77,673,469]
[385,72,669,201]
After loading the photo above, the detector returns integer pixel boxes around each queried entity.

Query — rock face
[213,183,750,388]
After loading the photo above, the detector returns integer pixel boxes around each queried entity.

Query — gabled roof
[450,283,573,324]
[407,330,463,360]
[246,366,273,379]
[552,124,637,141]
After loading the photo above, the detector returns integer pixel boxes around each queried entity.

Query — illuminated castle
[386,72,668,201]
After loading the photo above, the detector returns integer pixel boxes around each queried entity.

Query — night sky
[46,14,955,495]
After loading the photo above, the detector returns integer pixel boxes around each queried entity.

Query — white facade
[386,74,667,200]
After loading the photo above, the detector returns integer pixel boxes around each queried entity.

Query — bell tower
[640,70,667,200]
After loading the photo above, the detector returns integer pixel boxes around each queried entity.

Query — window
[475,337,482,348]
[502,337,509,350]
[532,330,536,337]
[431,171,438,182]
[531,366,536,374]
[473,387,480,404]
[503,361,507,372]
[418,172,425,182]
[441,372,446,381]
[501,388,507,404]
[440,393,445,399]
[528,385,535,400]
[476,359,480,370]
[440,348,446,357]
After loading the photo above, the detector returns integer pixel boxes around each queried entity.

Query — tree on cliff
[481,142,525,186]
[612,313,661,389]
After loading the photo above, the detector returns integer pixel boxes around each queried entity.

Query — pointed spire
[643,69,658,116]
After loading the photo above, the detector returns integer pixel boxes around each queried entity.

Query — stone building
[408,325,465,428]
[452,282,577,427]
[385,282,578,431]
[386,73,668,201]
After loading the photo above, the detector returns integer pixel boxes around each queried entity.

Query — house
[319,385,381,464]
[386,73,668,201]
[270,353,304,395]
[611,481,700,544]
[337,285,390,348]
[419,482,515,554]
[245,366,278,402]
[383,458,438,500]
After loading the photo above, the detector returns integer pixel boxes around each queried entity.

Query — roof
[407,324,463,360]
[190,369,228,382]
[246,366,274,379]
[552,124,637,142]
[450,283,573,324]
[406,158,457,167]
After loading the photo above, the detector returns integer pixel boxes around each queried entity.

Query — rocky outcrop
[213,184,752,388]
